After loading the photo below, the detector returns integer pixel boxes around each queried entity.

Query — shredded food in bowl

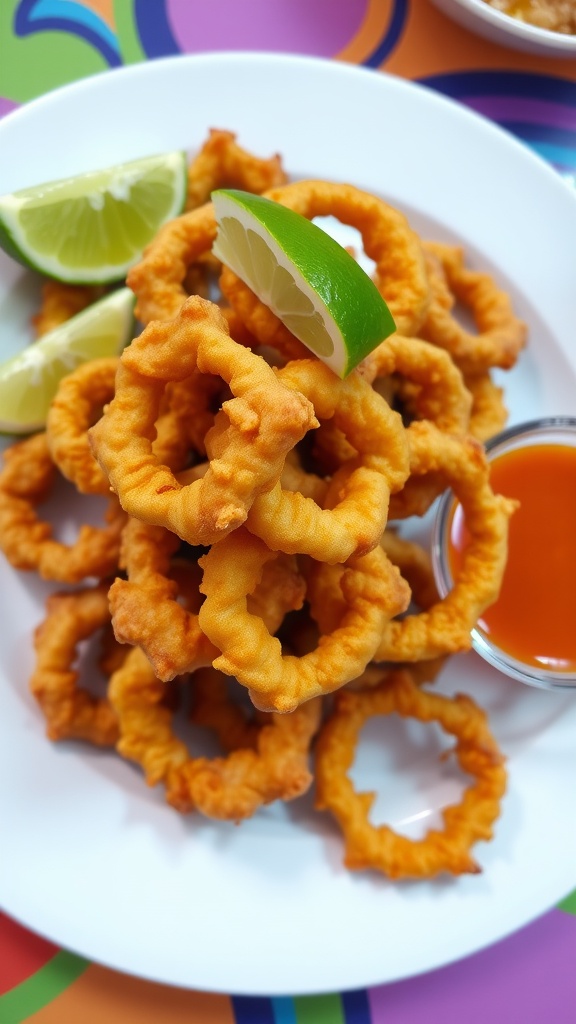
[484,0,576,34]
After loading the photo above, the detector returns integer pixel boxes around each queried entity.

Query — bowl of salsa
[432,417,576,690]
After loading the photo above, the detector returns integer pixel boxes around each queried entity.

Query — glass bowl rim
[431,416,576,692]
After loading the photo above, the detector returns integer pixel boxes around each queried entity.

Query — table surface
[1,2,576,1022]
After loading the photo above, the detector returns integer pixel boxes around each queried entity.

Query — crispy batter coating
[127,202,218,324]
[380,423,517,660]
[190,666,262,752]
[46,358,120,496]
[198,528,410,713]
[47,359,203,496]
[420,243,527,374]
[29,582,119,745]
[109,515,306,681]
[464,371,509,442]
[186,128,287,211]
[32,280,104,337]
[314,669,507,879]
[108,647,320,820]
[0,432,125,582]
[89,296,317,547]
[362,332,472,435]
[312,332,473,520]
[311,671,504,880]
[245,359,410,563]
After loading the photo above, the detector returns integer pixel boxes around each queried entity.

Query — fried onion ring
[379,423,516,660]
[108,646,321,820]
[108,515,306,681]
[29,582,119,745]
[127,202,218,324]
[0,432,125,582]
[361,332,472,435]
[245,359,409,563]
[186,128,287,211]
[464,371,508,442]
[314,669,507,879]
[420,243,527,374]
[89,296,317,547]
[198,528,410,713]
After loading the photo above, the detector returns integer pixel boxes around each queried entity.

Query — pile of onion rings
[0,128,528,880]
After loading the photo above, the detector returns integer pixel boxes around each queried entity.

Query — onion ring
[464,371,508,442]
[88,296,317,547]
[108,646,321,820]
[0,432,125,582]
[186,128,287,211]
[314,669,507,879]
[379,422,517,661]
[109,515,306,681]
[245,359,410,563]
[29,582,119,745]
[420,243,527,374]
[198,527,410,713]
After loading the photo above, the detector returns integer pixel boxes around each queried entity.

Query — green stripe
[558,888,576,915]
[113,0,147,64]
[293,994,345,1024]
[0,950,88,1024]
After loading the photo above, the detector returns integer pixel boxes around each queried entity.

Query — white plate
[1,53,576,997]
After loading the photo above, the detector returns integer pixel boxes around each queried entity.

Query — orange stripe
[335,0,394,65]
[85,0,115,29]
[26,963,236,1024]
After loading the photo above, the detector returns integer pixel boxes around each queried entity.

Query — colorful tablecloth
[1,3,576,1022]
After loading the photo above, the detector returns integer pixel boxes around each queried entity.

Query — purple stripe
[368,908,576,1023]
[0,98,19,119]
[466,95,576,132]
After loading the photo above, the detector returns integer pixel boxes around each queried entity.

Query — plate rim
[1,50,576,997]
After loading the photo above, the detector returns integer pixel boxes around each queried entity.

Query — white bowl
[430,0,576,57]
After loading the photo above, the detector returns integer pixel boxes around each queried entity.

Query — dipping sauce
[449,442,576,673]
[484,1,576,35]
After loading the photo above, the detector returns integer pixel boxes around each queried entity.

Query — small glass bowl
[431,416,576,692]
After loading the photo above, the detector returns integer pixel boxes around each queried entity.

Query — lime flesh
[212,188,395,377]
[0,287,135,434]
[0,152,187,284]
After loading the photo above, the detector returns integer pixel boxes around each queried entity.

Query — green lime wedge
[0,287,135,434]
[211,188,396,378]
[0,152,188,284]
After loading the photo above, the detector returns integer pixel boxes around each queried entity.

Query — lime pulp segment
[211,188,396,377]
[0,287,135,433]
[0,151,188,284]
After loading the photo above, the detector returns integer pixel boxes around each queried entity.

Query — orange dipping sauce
[449,442,576,674]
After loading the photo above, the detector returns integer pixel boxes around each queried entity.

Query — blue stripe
[418,69,576,105]
[342,989,372,1024]
[525,140,576,170]
[363,0,409,68]
[272,996,298,1024]
[498,121,576,148]
[14,0,120,65]
[133,0,180,58]
[232,994,275,1024]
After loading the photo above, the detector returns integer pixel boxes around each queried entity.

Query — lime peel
[211,188,396,377]
[0,287,135,434]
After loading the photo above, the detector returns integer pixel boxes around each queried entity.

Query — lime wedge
[0,287,135,434]
[211,188,396,377]
[0,152,188,284]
